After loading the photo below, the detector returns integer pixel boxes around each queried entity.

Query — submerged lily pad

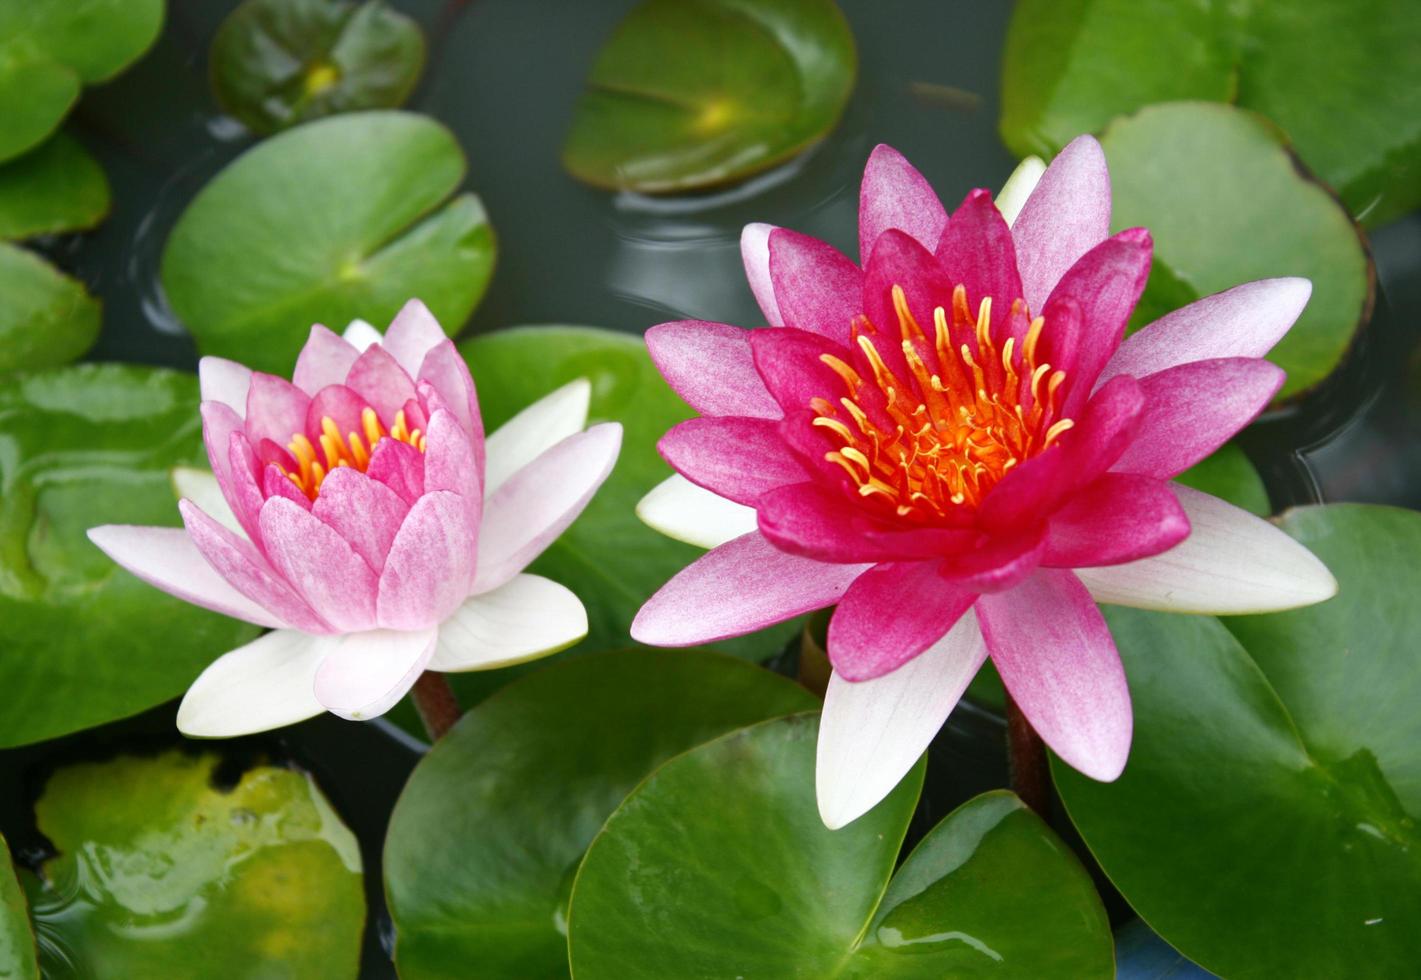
[385,649,815,978]
[563,0,857,192]
[0,835,37,980]
[0,242,100,372]
[569,715,1113,977]
[1000,0,1421,225]
[1055,504,1421,978]
[0,365,260,747]
[0,132,110,240]
[22,752,364,978]
[211,0,425,135]
[161,111,494,374]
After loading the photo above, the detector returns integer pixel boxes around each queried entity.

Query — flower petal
[417,342,484,476]
[345,344,418,423]
[423,408,483,534]
[749,326,853,417]
[367,437,426,505]
[755,482,977,564]
[383,299,450,377]
[1011,134,1112,313]
[198,356,251,414]
[976,568,1132,781]
[172,466,242,537]
[377,491,478,630]
[995,156,1046,228]
[631,531,869,646]
[177,629,332,737]
[816,610,988,829]
[292,325,360,395]
[343,318,382,350]
[645,320,780,420]
[636,474,759,550]
[934,189,1023,335]
[259,497,379,632]
[484,378,590,496]
[858,144,948,261]
[429,574,588,671]
[311,467,410,573]
[740,222,782,325]
[658,416,808,506]
[313,627,438,721]
[1075,485,1337,613]
[827,562,977,680]
[768,227,862,343]
[243,372,311,450]
[1042,472,1190,567]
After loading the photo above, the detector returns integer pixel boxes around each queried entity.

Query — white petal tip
[996,156,1047,227]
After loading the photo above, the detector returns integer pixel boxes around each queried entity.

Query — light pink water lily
[630,138,1338,828]
[89,301,621,736]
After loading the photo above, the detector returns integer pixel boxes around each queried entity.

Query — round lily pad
[562,0,857,192]
[0,364,261,747]
[1055,504,1421,979]
[161,111,494,375]
[210,0,426,135]
[385,649,815,978]
[0,132,110,240]
[0,835,37,980]
[0,242,100,373]
[21,751,364,978]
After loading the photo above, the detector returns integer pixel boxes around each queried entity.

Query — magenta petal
[862,230,956,357]
[377,491,478,630]
[367,438,426,505]
[259,497,379,632]
[748,327,853,416]
[828,562,977,681]
[263,464,311,510]
[1042,473,1190,567]
[1011,134,1112,313]
[243,372,310,450]
[1112,357,1284,478]
[313,627,438,721]
[312,467,409,572]
[422,408,483,532]
[198,357,252,413]
[645,320,780,420]
[756,482,977,563]
[937,529,1046,593]
[976,569,1132,781]
[345,345,418,423]
[416,341,483,446]
[858,144,948,261]
[740,223,783,325]
[768,228,863,344]
[293,326,360,395]
[383,299,449,377]
[658,417,808,506]
[224,432,268,543]
[631,531,870,646]
[934,189,1024,332]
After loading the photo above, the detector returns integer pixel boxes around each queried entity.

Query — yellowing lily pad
[562,0,857,192]
[0,242,100,372]
[0,835,37,980]
[0,132,110,240]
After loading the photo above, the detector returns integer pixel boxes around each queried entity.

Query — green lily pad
[1103,102,1371,402]
[210,0,425,135]
[1000,0,1421,226]
[161,111,494,375]
[1054,504,1421,979]
[0,0,165,162]
[569,715,1112,977]
[384,649,816,978]
[0,835,38,980]
[1174,443,1269,517]
[0,364,261,747]
[0,242,100,373]
[0,132,110,240]
[22,751,364,978]
[562,0,857,192]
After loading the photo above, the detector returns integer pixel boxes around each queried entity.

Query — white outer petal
[430,574,588,672]
[816,611,989,830]
[636,474,758,550]
[995,156,1047,228]
[342,318,383,351]
[1076,485,1339,614]
[178,629,333,737]
[483,379,591,498]
[197,356,251,413]
[172,466,243,537]
[313,628,437,721]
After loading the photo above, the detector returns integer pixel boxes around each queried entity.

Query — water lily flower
[89,301,622,736]
[630,138,1337,829]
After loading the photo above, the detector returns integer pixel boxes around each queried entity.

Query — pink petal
[312,627,438,721]
[200,401,243,488]
[224,432,268,543]
[345,344,418,423]
[1042,473,1190,567]
[828,562,977,681]
[934,189,1024,337]
[262,464,311,510]
[768,228,863,344]
[367,438,425,505]
[862,230,956,367]
[198,357,251,414]
[937,529,1046,593]
[858,144,948,261]
[658,416,808,506]
[472,423,622,593]
[756,482,977,563]
[422,408,483,531]
[416,340,483,449]
[259,497,378,632]
[311,467,410,572]
[1097,277,1312,386]
[383,299,450,377]
[740,223,782,325]
[1112,358,1284,478]
[975,568,1132,780]
[304,384,371,447]
[1011,134,1112,313]
[243,371,310,451]
[630,531,870,646]
[293,325,360,395]
[377,491,478,630]
[747,327,853,417]
[86,525,286,628]
[645,320,780,420]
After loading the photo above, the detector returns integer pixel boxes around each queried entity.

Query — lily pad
[161,111,494,375]
[0,132,110,240]
[1054,504,1421,979]
[569,715,1112,977]
[1174,443,1268,517]
[1103,102,1372,402]
[22,751,364,978]
[0,835,37,980]
[384,649,816,978]
[0,364,261,747]
[0,242,100,372]
[562,0,857,192]
[1000,0,1421,226]
[0,0,165,162]
[210,0,425,135]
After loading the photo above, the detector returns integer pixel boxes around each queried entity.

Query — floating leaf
[0,365,261,747]
[22,752,364,978]
[1000,0,1421,225]
[161,111,494,375]
[0,834,37,980]
[0,132,110,240]
[210,0,425,135]
[0,242,100,372]
[569,715,1113,977]
[562,0,857,192]
[1055,505,1421,978]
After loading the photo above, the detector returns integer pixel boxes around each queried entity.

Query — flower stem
[1005,693,1050,815]
[411,671,462,742]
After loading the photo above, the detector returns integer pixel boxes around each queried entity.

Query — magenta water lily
[89,301,622,736]
[631,137,1338,828]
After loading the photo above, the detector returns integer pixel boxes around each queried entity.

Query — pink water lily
[89,301,622,736]
[630,138,1338,828]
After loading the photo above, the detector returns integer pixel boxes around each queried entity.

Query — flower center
[811,283,1073,521]
[281,407,427,500]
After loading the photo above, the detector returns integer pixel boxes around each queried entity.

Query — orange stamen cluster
[281,406,427,500]
[811,283,1072,521]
